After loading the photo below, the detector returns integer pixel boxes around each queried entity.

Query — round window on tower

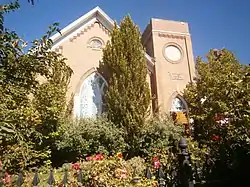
[163,43,183,63]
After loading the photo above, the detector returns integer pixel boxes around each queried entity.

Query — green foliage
[184,49,250,142]
[79,156,142,186]
[0,4,72,172]
[100,16,151,155]
[184,49,250,183]
[0,1,20,33]
[126,156,146,177]
[138,116,183,184]
[32,48,72,148]
[56,117,127,157]
[186,138,209,181]
[136,115,184,157]
[56,114,183,164]
[7,156,158,187]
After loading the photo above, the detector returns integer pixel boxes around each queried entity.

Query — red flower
[72,163,80,170]
[152,157,159,162]
[211,134,221,141]
[152,157,160,169]
[213,114,226,122]
[117,153,123,159]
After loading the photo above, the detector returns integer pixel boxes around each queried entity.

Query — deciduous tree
[184,49,250,184]
[0,3,72,171]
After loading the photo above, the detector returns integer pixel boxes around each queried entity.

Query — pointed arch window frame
[73,68,108,118]
[168,92,188,113]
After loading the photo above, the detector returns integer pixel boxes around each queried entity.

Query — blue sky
[3,0,250,64]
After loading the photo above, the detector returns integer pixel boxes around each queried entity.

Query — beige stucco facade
[51,7,195,117]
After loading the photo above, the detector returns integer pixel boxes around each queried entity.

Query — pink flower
[152,157,159,162]
[2,172,11,184]
[86,154,104,161]
[94,153,104,161]
[72,163,80,170]
[152,157,160,169]
[86,156,93,161]
[120,169,127,179]
[154,160,160,169]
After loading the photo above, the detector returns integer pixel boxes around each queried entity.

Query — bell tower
[142,18,195,113]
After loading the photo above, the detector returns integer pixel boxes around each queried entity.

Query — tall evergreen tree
[100,16,150,154]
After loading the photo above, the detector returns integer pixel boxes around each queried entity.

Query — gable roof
[51,6,114,49]
[50,6,155,71]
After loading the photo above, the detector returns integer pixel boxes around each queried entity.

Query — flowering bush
[56,114,183,164]
[86,153,104,161]
[0,172,11,186]
[4,154,158,186]
[184,49,250,184]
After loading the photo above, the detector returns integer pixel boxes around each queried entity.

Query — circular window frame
[163,43,183,64]
[87,37,105,50]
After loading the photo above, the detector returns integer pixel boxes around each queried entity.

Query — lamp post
[178,137,194,187]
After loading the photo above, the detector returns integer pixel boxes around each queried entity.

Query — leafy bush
[3,155,158,187]
[0,2,72,172]
[126,156,146,177]
[135,114,184,158]
[56,117,127,158]
[56,114,184,162]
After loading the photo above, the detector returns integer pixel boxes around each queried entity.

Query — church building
[50,7,196,119]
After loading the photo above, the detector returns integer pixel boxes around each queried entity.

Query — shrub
[126,156,146,177]
[56,114,183,163]
[135,114,184,158]
[56,117,127,158]
[5,155,158,187]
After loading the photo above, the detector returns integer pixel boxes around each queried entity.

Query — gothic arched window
[170,96,189,125]
[75,72,107,118]
[171,97,186,112]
